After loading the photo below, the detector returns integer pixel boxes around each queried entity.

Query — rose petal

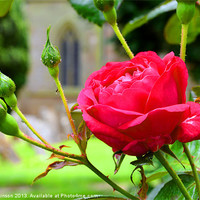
[122,134,173,156]
[132,51,166,75]
[99,87,149,113]
[163,51,175,66]
[145,57,188,112]
[77,88,98,108]
[86,104,142,128]
[119,104,189,140]
[174,102,200,143]
[130,74,159,94]
[122,140,148,156]
[82,110,132,151]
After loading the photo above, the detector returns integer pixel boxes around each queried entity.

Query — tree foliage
[0,0,29,94]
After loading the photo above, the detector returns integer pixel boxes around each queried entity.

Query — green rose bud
[0,72,17,108]
[0,113,22,137]
[93,0,117,26]
[94,0,115,12]
[0,99,7,119]
[176,0,196,24]
[41,26,61,69]
[0,72,16,97]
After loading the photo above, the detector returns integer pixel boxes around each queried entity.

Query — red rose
[78,51,200,156]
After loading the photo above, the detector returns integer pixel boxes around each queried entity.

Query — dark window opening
[60,30,80,87]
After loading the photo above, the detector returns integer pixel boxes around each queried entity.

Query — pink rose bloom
[77,51,200,156]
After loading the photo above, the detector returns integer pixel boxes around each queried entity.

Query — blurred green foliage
[116,1,200,81]
[0,0,29,94]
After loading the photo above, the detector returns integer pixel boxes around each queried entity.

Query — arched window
[59,29,80,87]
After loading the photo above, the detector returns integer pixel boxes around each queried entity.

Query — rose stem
[53,76,84,154]
[18,130,82,163]
[180,18,200,198]
[180,24,189,62]
[112,23,134,59]
[83,157,139,200]
[182,143,200,198]
[13,106,49,145]
[154,150,192,200]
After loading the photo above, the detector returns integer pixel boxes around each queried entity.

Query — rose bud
[176,0,196,24]
[78,51,200,157]
[0,72,17,108]
[94,0,115,12]
[0,111,22,137]
[0,99,7,119]
[41,26,61,78]
[93,0,117,26]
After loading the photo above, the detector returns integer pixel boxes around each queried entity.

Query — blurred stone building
[17,0,122,142]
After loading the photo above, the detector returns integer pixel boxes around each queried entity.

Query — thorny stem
[180,24,189,62]
[13,106,49,145]
[112,23,134,59]
[54,77,76,133]
[53,76,84,154]
[154,150,192,200]
[183,143,200,198]
[179,15,200,198]
[18,130,83,163]
[83,157,139,200]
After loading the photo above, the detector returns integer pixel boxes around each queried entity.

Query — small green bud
[93,0,117,26]
[176,1,196,24]
[0,99,7,119]
[0,113,22,137]
[94,0,115,12]
[41,26,61,68]
[0,72,16,97]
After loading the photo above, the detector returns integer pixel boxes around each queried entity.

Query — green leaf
[122,0,177,36]
[188,91,195,102]
[160,145,185,169]
[145,141,200,184]
[146,171,168,183]
[69,0,123,27]
[164,6,200,44]
[0,0,14,17]
[178,182,198,200]
[171,140,200,168]
[191,86,200,97]
[154,174,195,200]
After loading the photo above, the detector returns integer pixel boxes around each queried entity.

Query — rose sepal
[4,93,18,108]
[103,7,117,26]
[0,99,7,119]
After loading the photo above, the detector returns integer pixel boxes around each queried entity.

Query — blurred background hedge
[0,0,29,94]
